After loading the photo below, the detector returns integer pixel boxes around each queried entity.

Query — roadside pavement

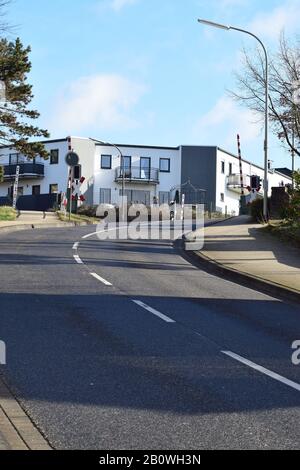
[192,215,300,298]
[0,210,85,233]
[0,377,51,450]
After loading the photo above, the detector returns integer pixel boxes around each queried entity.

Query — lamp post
[90,138,126,221]
[197,19,269,220]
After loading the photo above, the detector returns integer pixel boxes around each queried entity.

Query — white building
[0,136,292,214]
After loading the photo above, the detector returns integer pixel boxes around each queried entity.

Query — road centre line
[222,350,300,393]
[132,300,176,323]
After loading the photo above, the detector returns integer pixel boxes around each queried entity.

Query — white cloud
[110,0,138,12]
[193,96,262,149]
[249,0,300,41]
[50,74,146,135]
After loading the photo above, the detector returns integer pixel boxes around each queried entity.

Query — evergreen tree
[0,37,49,159]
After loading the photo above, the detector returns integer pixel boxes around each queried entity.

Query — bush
[0,206,16,221]
[284,171,300,223]
[77,205,98,217]
[249,197,270,222]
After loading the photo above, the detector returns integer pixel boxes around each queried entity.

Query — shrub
[0,206,17,221]
[249,197,270,222]
[77,205,98,217]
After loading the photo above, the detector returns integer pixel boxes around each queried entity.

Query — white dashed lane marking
[90,272,113,287]
[222,351,300,393]
[132,300,176,323]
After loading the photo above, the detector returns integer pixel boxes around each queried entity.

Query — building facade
[0,136,292,214]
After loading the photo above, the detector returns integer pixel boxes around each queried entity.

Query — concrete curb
[182,246,300,305]
[0,376,51,450]
[0,221,95,235]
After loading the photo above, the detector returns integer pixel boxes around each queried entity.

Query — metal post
[197,20,269,220]
[292,114,295,190]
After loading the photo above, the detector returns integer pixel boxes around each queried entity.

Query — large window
[9,153,19,165]
[101,155,112,170]
[123,156,132,177]
[160,158,170,173]
[140,157,151,179]
[159,191,170,205]
[49,184,58,194]
[100,188,112,204]
[50,149,59,165]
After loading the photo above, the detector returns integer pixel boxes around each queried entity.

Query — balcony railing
[4,163,45,180]
[115,166,159,184]
[227,174,250,193]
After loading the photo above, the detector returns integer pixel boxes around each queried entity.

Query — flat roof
[217,147,292,180]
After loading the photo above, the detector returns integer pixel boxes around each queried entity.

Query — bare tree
[0,1,12,35]
[229,33,300,158]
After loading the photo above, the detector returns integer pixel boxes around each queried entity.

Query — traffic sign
[65,152,79,167]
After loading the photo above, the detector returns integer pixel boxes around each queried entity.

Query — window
[159,191,170,205]
[49,184,58,194]
[101,155,112,169]
[220,193,225,203]
[18,187,23,196]
[122,189,150,205]
[229,163,233,175]
[32,185,40,196]
[221,161,225,174]
[160,158,170,173]
[122,156,132,177]
[50,149,59,165]
[9,153,19,165]
[100,188,112,204]
[140,157,151,179]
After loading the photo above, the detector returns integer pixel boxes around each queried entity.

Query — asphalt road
[0,224,300,450]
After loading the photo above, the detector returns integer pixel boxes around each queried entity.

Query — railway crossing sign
[65,152,79,167]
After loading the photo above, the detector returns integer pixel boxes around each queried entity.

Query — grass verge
[0,206,17,221]
[263,220,300,248]
[57,211,99,225]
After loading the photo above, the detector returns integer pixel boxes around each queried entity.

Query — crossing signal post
[250,175,262,193]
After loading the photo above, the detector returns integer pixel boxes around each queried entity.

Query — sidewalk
[0,210,82,233]
[193,215,300,298]
[0,377,51,450]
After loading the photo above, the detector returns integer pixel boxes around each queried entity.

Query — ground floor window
[121,189,150,205]
[220,193,225,203]
[100,188,112,204]
[159,191,170,205]
[49,184,58,194]
[32,185,41,196]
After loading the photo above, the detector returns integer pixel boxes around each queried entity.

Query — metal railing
[115,166,159,184]
[4,163,45,179]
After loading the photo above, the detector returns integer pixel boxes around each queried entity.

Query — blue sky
[6,0,300,168]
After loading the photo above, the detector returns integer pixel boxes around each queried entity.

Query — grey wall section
[180,146,217,210]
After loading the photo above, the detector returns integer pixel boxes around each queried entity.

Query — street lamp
[90,138,126,221]
[198,19,269,220]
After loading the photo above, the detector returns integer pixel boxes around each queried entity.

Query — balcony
[4,163,45,181]
[227,174,250,194]
[115,166,159,185]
